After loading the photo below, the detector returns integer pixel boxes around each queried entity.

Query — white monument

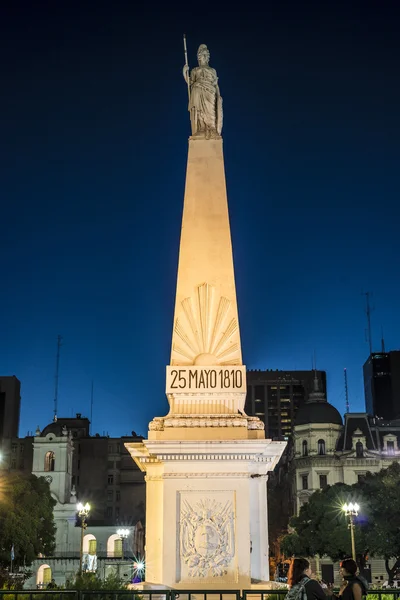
[126,42,286,590]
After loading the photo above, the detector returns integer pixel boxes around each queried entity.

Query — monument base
[126,436,286,590]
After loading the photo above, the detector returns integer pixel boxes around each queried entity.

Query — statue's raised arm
[183,44,223,139]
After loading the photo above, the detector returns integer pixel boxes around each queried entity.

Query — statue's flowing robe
[189,66,222,135]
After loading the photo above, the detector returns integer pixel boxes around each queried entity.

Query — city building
[289,374,400,584]
[4,414,145,527]
[245,369,327,439]
[364,350,400,420]
[24,423,144,588]
[0,375,21,451]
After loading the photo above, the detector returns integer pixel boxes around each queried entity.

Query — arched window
[302,440,308,456]
[44,451,55,472]
[37,564,51,588]
[83,534,97,555]
[356,441,364,458]
[318,439,326,456]
[107,533,122,557]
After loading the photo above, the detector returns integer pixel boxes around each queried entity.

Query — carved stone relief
[172,283,240,366]
[180,495,235,578]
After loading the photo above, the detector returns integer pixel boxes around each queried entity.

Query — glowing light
[342,502,360,515]
[132,555,146,578]
[77,502,91,515]
[117,528,130,538]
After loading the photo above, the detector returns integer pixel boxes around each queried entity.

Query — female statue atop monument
[183,43,223,138]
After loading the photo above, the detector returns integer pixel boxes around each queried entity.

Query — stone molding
[149,415,264,431]
[146,472,254,480]
[139,453,273,463]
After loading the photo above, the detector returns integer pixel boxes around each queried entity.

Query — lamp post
[342,502,360,561]
[117,528,130,560]
[77,502,91,575]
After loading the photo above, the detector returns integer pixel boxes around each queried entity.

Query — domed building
[292,373,343,511]
[292,373,400,515]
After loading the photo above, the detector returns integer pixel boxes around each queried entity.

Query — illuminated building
[245,369,327,439]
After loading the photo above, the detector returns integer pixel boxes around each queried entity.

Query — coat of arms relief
[180,496,235,578]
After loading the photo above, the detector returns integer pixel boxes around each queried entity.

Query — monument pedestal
[126,436,285,589]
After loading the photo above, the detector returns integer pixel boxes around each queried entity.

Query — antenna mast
[54,334,62,421]
[90,380,94,435]
[344,368,349,413]
[363,291,373,355]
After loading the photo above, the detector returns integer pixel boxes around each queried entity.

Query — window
[318,439,326,456]
[116,490,120,502]
[302,475,308,490]
[44,451,55,472]
[11,444,17,454]
[107,490,113,502]
[319,474,328,488]
[114,538,122,557]
[116,444,120,453]
[19,460,24,469]
[11,459,16,469]
[108,474,114,485]
[108,444,114,454]
[356,442,364,458]
[106,506,113,518]
[77,460,81,469]
[88,539,97,555]
[115,507,120,518]
[387,441,395,455]
[20,444,24,454]
[302,440,308,456]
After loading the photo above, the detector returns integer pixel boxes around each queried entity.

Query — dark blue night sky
[1,1,399,437]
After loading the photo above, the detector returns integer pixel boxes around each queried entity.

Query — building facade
[2,414,146,527]
[364,350,400,420]
[245,369,327,439]
[290,377,400,585]
[0,375,21,451]
[24,424,144,588]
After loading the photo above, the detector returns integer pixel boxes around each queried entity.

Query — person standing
[335,559,368,600]
[286,558,329,600]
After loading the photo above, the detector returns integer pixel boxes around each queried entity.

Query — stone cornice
[145,472,261,480]
[139,453,273,463]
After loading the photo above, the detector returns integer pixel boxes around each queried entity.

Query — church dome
[294,371,343,426]
[295,401,343,426]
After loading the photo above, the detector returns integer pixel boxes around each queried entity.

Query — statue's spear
[183,34,190,102]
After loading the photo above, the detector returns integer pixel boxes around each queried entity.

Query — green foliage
[65,572,130,590]
[0,473,56,568]
[281,463,400,578]
[281,482,365,560]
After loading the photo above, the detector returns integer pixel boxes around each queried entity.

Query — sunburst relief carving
[171,283,241,366]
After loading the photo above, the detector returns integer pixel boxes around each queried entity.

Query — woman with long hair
[286,558,328,600]
[336,559,368,600]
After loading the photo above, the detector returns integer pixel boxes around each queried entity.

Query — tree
[0,472,56,568]
[281,483,366,561]
[281,463,400,580]
[357,462,400,580]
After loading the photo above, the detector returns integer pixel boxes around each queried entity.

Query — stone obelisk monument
[126,43,286,589]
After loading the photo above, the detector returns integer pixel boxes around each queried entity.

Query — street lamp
[77,502,91,575]
[342,502,360,561]
[117,528,130,560]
